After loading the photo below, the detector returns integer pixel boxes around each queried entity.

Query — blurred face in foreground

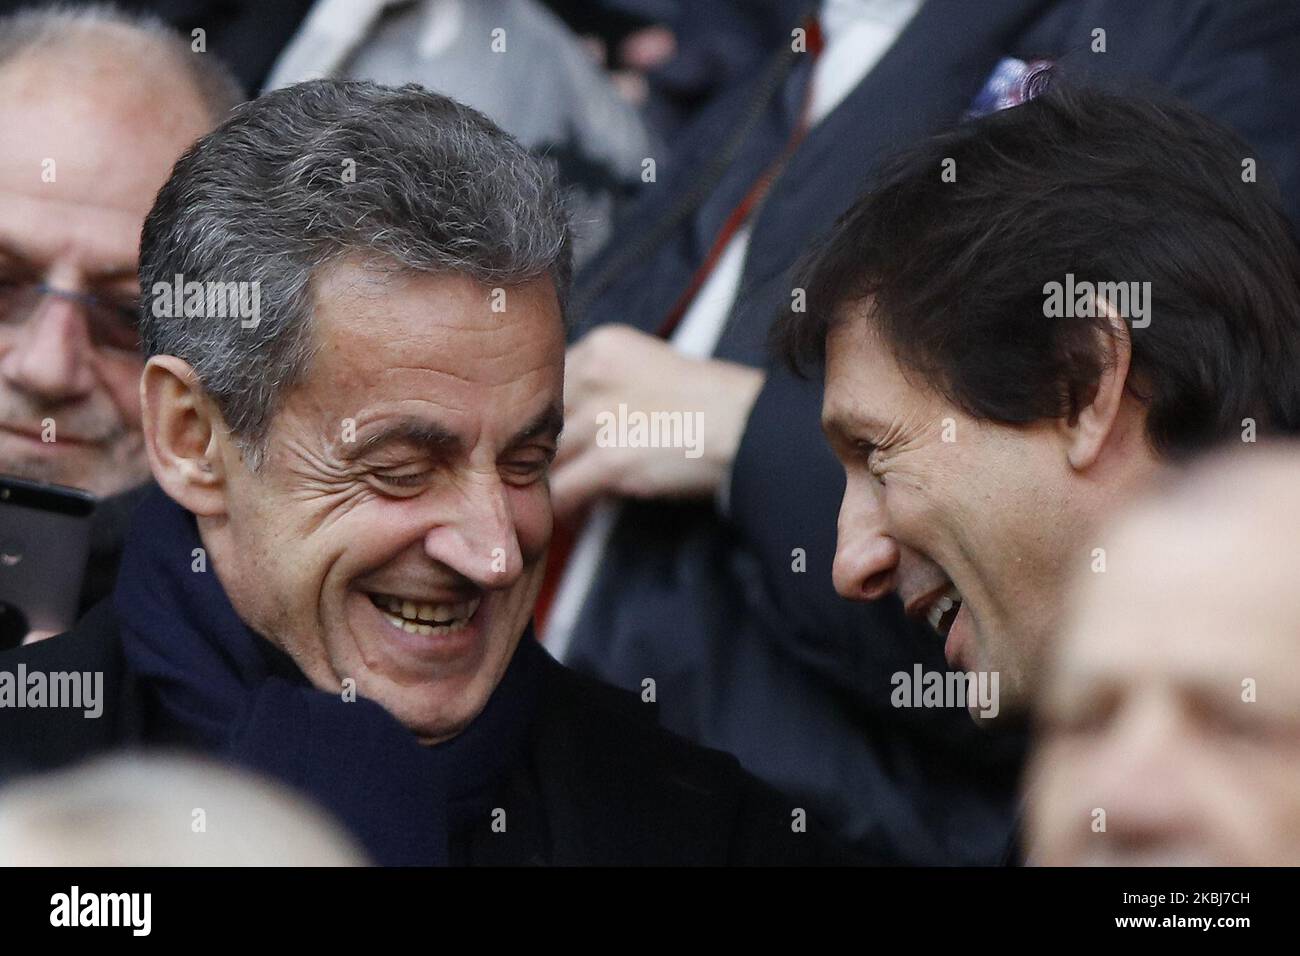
[0,37,212,497]
[1028,450,1300,865]
[148,262,565,742]
[822,304,1158,718]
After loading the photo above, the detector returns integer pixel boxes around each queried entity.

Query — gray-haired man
[0,79,841,866]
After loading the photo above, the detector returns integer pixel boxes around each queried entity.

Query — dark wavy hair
[775,82,1300,456]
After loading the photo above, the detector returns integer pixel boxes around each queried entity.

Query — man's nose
[0,299,97,402]
[423,473,525,589]
[1087,696,1200,854]
[832,477,900,601]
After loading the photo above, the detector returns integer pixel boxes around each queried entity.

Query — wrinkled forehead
[310,261,565,357]
[296,263,565,435]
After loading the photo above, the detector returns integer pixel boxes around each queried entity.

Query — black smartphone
[0,475,95,649]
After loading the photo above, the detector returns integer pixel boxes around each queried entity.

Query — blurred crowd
[1,0,1299,867]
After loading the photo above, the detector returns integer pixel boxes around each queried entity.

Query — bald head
[0,754,367,865]
[0,6,241,189]
[0,31,217,219]
[0,4,242,118]
[0,6,241,498]
[1028,444,1300,865]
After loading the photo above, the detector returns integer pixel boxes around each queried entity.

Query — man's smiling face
[205,261,565,742]
[822,308,1084,715]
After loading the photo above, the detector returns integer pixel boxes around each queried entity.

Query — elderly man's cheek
[103,361,147,428]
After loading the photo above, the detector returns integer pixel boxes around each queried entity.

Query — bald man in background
[1028,445,1300,866]
[0,6,242,637]
[0,754,367,866]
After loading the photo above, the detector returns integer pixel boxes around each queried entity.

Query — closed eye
[502,448,556,485]
[370,468,434,496]
[854,440,886,483]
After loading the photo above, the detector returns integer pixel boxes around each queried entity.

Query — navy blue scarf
[113,487,544,865]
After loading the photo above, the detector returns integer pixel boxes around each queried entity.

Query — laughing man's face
[208,261,565,742]
[821,307,1085,717]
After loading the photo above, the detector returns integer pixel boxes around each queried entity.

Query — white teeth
[925,587,962,633]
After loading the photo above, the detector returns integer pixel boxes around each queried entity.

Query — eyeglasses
[0,279,141,352]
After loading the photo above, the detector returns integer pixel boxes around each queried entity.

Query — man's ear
[140,355,228,517]
[1057,301,1133,472]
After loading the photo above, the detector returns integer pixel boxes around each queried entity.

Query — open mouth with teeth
[925,587,963,639]
[367,593,482,636]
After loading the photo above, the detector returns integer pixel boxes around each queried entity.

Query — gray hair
[139,79,572,467]
[0,3,245,120]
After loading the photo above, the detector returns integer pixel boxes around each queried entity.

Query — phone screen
[0,475,95,647]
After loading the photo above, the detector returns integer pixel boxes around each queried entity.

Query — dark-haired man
[547,0,1300,865]
[777,83,1300,719]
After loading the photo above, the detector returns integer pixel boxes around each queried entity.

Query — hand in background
[551,324,763,523]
